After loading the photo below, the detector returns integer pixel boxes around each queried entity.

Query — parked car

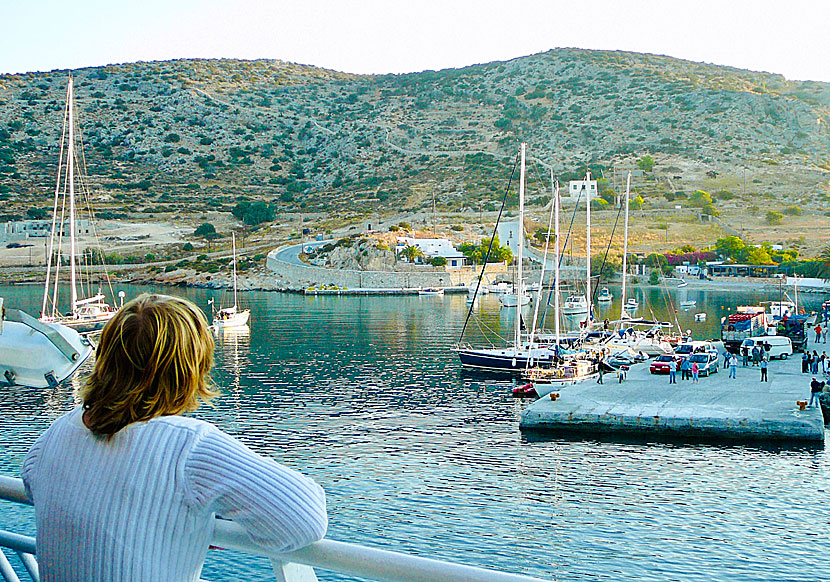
[688,352,719,376]
[650,354,683,374]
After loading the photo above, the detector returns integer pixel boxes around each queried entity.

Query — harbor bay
[1,283,828,581]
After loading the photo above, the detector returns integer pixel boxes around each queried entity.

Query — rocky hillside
[0,49,828,222]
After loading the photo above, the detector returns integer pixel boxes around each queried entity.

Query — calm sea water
[1,283,827,581]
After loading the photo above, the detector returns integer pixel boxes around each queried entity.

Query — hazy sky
[2,0,828,82]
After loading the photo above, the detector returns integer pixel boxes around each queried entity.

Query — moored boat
[0,298,93,388]
[597,287,613,302]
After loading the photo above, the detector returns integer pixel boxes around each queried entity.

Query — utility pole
[432,192,436,237]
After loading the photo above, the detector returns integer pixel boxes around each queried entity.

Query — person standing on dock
[741,345,749,367]
[751,345,760,366]
[728,354,738,379]
[760,356,769,382]
[680,356,691,380]
[803,351,810,373]
[810,378,824,408]
[811,351,820,375]
[668,358,677,384]
[815,324,823,344]
[691,361,699,384]
[21,294,328,582]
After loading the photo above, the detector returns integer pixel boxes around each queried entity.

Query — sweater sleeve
[184,426,327,552]
[21,431,47,503]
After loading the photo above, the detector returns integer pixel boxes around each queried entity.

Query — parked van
[740,336,793,360]
[674,341,718,357]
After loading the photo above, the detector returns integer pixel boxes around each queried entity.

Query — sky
[1,0,828,83]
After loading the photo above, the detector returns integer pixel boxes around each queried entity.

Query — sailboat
[0,298,93,388]
[602,173,672,357]
[521,173,599,394]
[212,233,251,329]
[39,76,118,334]
[454,144,558,373]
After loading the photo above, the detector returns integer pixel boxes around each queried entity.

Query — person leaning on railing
[21,293,327,582]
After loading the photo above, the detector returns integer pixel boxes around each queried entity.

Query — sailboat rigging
[454,144,558,373]
[39,76,118,334]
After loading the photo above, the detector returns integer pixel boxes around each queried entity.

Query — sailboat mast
[554,173,561,346]
[42,83,71,318]
[67,76,78,314]
[232,232,239,309]
[621,172,631,317]
[585,171,592,326]
[514,143,526,350]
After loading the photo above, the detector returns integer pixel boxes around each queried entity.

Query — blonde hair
[81,293,217,436]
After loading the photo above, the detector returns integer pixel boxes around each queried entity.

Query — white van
[740,336,793,360]
[674,341,718,357]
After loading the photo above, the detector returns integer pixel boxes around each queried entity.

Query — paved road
[272,240,334,266]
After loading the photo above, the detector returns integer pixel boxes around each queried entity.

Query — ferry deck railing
[0,475,547,582]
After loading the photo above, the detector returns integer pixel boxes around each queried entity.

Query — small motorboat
[625,298,639,311]
[678,278,688,288]
[694,313,707,322]
[597,287,613,303]
[680,300,697,308]
[562,294,589,315]
[499,293,530,307]
[511,382,538,398]
[419,288,445,296]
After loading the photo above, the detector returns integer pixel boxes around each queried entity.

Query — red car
[649,354,683,374]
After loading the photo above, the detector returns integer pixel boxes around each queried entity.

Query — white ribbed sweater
[22,407,327,582]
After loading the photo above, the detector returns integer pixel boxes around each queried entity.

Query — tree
[816,245,830,279]
[766,210,783,225]
[26,207,48,219]
[459,235,512,265]
[429,256,447,267]
[630,195,645,210]
[232,200,275,226]
[688,190,713,207]
[193,222,216,237]
[636,155,655,172]
[401,245,423,263]
[715,236,747,261]
[745,246,774,265]
[648,269,660,285]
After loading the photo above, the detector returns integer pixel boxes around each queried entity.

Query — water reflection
[1,284,828,582]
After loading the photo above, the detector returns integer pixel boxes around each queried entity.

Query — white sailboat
[0,298,93,388]
[212,233,250,329]
[603,173,672,357]
[522,173,599,393]
[40,76,117,334]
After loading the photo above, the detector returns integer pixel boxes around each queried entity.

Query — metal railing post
[270,559,318,582]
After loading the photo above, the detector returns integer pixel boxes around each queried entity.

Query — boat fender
[511,358,517,368]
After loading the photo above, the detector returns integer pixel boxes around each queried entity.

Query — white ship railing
[0,475,547,582]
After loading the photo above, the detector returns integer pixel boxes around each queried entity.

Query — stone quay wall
[267,246,509,290]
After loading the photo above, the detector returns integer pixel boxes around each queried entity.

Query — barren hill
[0,48,828,254]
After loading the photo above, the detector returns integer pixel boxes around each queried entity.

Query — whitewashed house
[396,237,468,269]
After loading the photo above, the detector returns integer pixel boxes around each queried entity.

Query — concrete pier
[520,340,827,443]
